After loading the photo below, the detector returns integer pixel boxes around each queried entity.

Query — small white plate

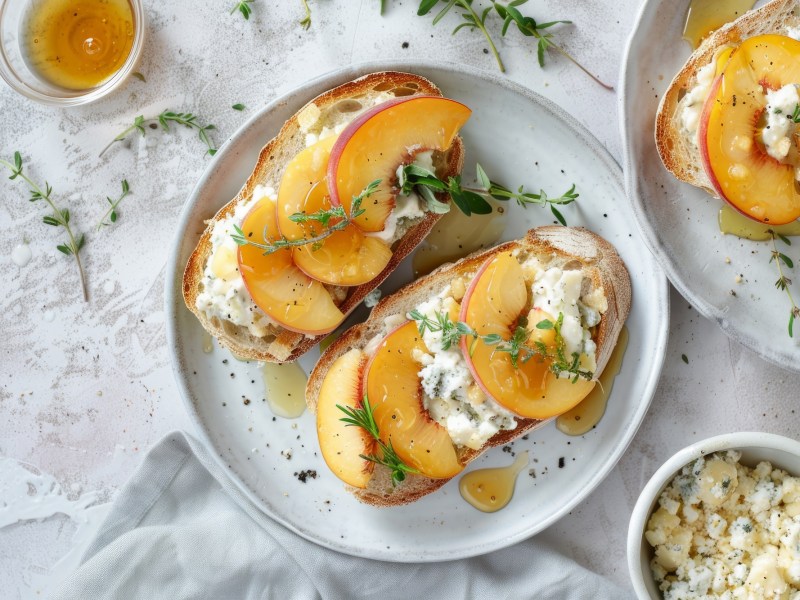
[620,0,800,371]
[165,61,669,562]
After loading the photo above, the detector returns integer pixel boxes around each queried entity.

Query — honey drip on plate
[412,200,508,277]
[24,0,135,90]
[202,332,214,354]
[718,206,800,241]
[556,326,629,436]
[262,362,307,419]
[459,451,529,513]
[682,0,756,49]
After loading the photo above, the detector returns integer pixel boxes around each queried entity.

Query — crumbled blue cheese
[763,84,800,162]
[410,291,517,450]
[646,450,800,598]
[195,185,278,337]
[530,265,603,376]
[680,57,717,145]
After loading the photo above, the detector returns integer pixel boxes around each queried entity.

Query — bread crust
[183,71,465,362]
[655,0,800,192]
[306,226,632,506]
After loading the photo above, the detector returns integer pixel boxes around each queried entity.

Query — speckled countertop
[2,0,799,596]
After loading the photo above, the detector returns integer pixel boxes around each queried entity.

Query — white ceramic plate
[621,0,800,372]
[165,61,669,562]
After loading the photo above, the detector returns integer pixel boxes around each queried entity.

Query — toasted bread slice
[183,72,464,363]
[655,0,800,193]
[306,226,632,506]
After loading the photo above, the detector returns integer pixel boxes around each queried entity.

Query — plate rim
[618,0,800,373]
[165,58,671,562]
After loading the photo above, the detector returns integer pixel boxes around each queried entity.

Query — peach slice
[327,96,472,232]
[237,197,344,334]
[459,254,595,419]
[316,349,375,488]
[276,137,393,286]
[700,34,800,224]
[364,321,463,479]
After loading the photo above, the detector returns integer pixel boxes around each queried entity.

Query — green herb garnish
[1,152,88,301]
[338,397,419,486]
[232,103,246,111]
[231,180,380,254]
[231,0,254,19]
[299,0,312,28]
[96,180,131,230]
[768,229,799,337]
[100,110,217,157]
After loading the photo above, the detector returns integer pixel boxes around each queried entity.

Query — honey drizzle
[718,206,800,241]
[459,451,529,513]
[262,362,307,419]
[682,0,756,49]
[556,326,629,436]
[412,201,508,277]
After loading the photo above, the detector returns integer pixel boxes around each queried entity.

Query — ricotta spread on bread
[647,450,800,599]
[680,57,717,145]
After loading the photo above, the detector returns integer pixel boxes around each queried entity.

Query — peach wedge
[316,349,375,489]
[364,321,463,479]
[327,96,471,232]
[460,254,595,420]
[237,196,344,335]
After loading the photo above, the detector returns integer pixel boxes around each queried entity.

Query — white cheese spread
[646,450,800,599]
[411,291,517,450]
[195,185,278,337]
[763,84,800,162]
[787,26,800,42]
[681,57,717,145]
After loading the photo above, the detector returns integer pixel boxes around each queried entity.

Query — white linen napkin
[51,431,633,600]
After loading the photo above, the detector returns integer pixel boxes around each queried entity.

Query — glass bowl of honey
[0,0,144,105]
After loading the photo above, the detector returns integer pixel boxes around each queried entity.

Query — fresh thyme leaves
[491,1,613,91]
[400,162,579,224]
[100,111,217,158]
[231,180,379,254]
[232,103,246,111]
[299,0,312,28]
[789,104,800,123]
[768,230,799,337]
[96,180,131,230]
[131,72,146,83]
[416,0,610,89]
[230,0,254,19]
[379,0,386,15]
[418,0,505,73]
[1,152,88,301]
[337,397,419,486]
[410,308,593,382]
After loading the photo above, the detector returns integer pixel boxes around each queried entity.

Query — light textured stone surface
[1,0,799,596]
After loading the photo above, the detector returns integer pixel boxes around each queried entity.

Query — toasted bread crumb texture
[307,226,632,507]
[182,71,465,363]
[655,0,800,192]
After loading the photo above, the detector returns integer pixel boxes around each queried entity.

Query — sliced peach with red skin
[460,253,595,420]
[700,35,800,224]
[327,96,472,232]
[364,321,463,479]
[237,197,344,335]
[275,137,393,285]
[316,349,375,489]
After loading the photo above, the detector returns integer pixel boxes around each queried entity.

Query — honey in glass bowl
[23,0,134,90]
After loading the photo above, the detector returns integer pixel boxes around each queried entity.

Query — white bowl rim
[627,431,800,599]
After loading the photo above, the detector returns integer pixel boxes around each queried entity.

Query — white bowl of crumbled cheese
[627,432,800,599]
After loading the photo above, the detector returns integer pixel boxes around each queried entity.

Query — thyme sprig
[400,162,579,224]
[409,308,593,382]
[231,180,380,254]
[230,0,254,19]
[299,0,312,28]
[96,180,131,230]
[100,110,217,158]
[768,230,799,337]
[416,0,609,89]
[491,1,613,91]
[1,152,88,301]
[337,397,419,486]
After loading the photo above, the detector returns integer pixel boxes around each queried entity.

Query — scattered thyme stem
[550,43,614,91]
